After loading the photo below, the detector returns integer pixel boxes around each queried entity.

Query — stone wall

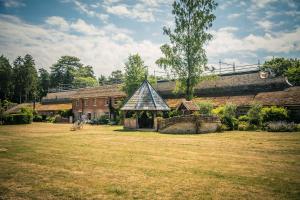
[158,115,221,134]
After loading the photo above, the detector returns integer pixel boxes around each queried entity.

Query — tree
[0,55,13,100]
[262,57,300,86]
[13,56,25,103]
[38,68,50,99]
[109,70,123,84]
[98,75,107,85]
[156,0,217,100]
[123,54,147,95]
[23,54,38,102]
[50,56,82,88]
[50,56,97,89]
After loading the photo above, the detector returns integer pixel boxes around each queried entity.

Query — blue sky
[0,0,299,76]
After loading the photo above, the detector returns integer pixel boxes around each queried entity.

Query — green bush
[33,114,43,122]
[238,115,249,122]
[219,104,237,130]
[90,115,110,125]
[46,116,55,123]
[238,121,249,131]
[247,103,262,126]
[4,113,32,124]
[197,102,213,115]
[169,110,180,118]
[265,121,297,132]
[261,106,288,122]
[58,109,72,118]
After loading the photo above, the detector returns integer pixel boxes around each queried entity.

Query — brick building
[71,84,126,120]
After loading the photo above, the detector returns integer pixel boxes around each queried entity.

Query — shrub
[265,121,297,132]
[247,103,262,126]
[90,115,110,125]
[238,121,249,131]
[197,102,213,115]
[53,115,62,123]
[212,106,224,116]
[261,106,288,122]
[33,114,43,122]
[4,113,32,124]
[238,115,249,122]
[169,110,180,118]
[219,104,237,130]
[58,109,72,118]
[46,116,55,123]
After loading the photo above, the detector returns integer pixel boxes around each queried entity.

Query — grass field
[0,123,299,199]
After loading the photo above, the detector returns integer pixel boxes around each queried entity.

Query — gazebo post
[153,111,157,131]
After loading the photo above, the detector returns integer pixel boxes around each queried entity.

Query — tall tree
[23,54,38,102]
[38,68,50,99]
[123,54,147,95]
[156,0,217,100]
[0,55,13,100]
[13,56,25,103]
[50,56,82,88]
[50,56,97,89]
[109,70,123,84]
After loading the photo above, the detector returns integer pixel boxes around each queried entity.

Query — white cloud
[256,20,273,31]
[46,16,69,31]
[72,0,109,22]
[251,0,277,8]
[0,15,161,76]
[1,0,25,8]
[207,26,300,58]
[105,3,155,22]
[227,13,241,20]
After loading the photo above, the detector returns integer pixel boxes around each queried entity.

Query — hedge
[4,113,32,124]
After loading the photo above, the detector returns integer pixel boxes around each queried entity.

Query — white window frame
[76,100,79,107]
[105,99,109,106]
[84,99,88,107]
[93,98,97,106]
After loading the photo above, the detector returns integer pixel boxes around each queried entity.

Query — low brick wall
[158,115,221,134]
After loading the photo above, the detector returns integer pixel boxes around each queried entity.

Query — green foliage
[168,110,180,118]
[46,116,55,123]
[50,56,97,89]
[265,121,298,132]
[3,107,33,124]
[58,109,72,118]
[90,115,110,125]
[261,106,288,122]
[247,103,262,126]
[156,0,217,100]
[0,55,13,100]
[197,102,213,115]
[213,104,237,130]
[12,54,38,103]
[238,115,249,122]
[262,57,300,86]
[33,114,43,122]
[38,68,50,99]
[285,63,300,86]
[123,54,147,96]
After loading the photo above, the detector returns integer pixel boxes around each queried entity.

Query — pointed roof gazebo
[121,80,170,130]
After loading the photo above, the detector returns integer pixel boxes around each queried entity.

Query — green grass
[0,123,299,199]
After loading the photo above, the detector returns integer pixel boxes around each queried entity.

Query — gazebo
[121,80,170,130]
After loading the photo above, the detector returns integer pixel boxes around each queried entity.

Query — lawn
[0,123,299,199]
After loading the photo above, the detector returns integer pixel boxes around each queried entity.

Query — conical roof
[121,80,170,111]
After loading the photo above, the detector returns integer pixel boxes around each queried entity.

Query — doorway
[138,111,154,129]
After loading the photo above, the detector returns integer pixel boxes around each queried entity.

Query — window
[76,100,79,107]
[84,99,88,106]
[105,99,109,106]
[93,98,97,106]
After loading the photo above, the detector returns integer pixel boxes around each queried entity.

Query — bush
[90,115,110,125]
[265,121,297,132]
[58,109,72,118]
[247,103,262,126]
[33,114,43,122]
[46,116,55,123]
[168,110,180,118]
[238,115,249,122]
[197,102,213,115]
[238,121,249,131]
[219,104,237,130]
[212,106,224,116]
[261,106,288,122]
[4,113,32,124]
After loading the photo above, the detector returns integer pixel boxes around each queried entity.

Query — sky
[0,0,299,77]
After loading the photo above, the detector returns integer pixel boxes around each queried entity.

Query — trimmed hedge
[4,113,32,124]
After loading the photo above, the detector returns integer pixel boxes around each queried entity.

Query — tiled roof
[72,84,126,99]
[4,103,33,114]
[35,103,72,111]
[121,80,170,111]
[166,87,300,108]
[177,100,199,111]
